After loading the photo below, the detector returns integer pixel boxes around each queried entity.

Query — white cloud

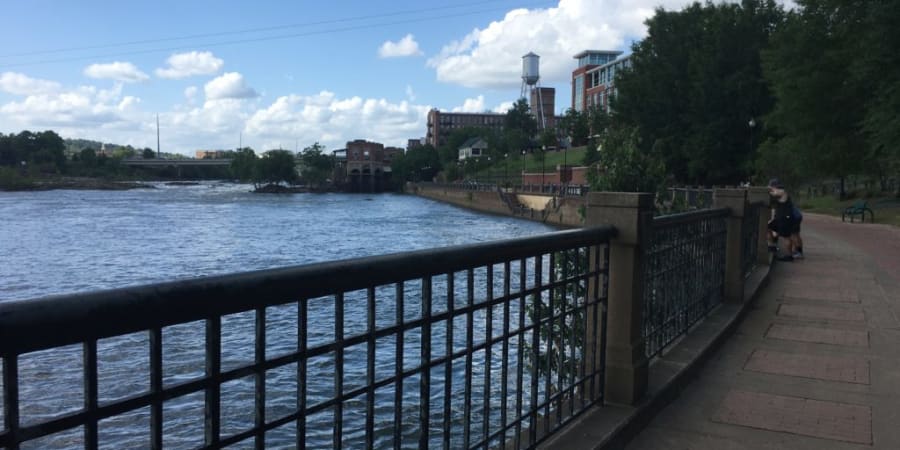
[1,75,428,154]
[378,34,423,58]
[118,96,140,111]
[405,85,416,102]
[204,72,258,100]
[245,91,430,150]
[426,0,736,89]
[492,101,515,114]
[451,95,486,113]
[0,82,135,129]
[84,62,149,83]
[184,86,198,102]
[155,51,224,79]
[0,72,61,95]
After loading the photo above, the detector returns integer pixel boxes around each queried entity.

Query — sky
[0,0,794,155]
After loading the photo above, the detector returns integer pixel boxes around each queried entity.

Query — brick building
[426,109,506,148]
[571,50,630,113]
[345,139,397,192]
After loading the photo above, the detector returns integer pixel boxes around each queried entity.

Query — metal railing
[742,204,761,278]
[419,183,590,198]
[642,208,729,358]
[0,227,615,450]
[666,188,714,210]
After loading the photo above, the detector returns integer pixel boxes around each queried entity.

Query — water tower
[520,52,547,130]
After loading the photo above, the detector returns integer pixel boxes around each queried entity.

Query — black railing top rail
[0,226,617,357]
[652,207,730,227]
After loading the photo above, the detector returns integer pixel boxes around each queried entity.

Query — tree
[230,147,258,181]
[558,108,590,147]
[614,0,784,185]
[80,148,97,167]
[142,148,155,159]
[590,125,666,194]
[762,0,869,196]
[255,149,298,186]
[504,98,537,137]
[391,144,440,184]
[299,142,333,188]
[855,1,900,192]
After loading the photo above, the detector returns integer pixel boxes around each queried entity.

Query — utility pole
[156,114,160,159]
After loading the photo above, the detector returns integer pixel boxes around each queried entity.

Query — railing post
[585,192,653,406]
[748,187,771,266]
[714,189,748,303]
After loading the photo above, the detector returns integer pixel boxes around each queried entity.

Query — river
[0,182,556,449]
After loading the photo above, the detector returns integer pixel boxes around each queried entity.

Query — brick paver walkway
[627,214,900,449]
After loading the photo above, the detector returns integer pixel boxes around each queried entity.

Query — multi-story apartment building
[571,50,630,113]
[584,55,631,113]
[426,109,506,148]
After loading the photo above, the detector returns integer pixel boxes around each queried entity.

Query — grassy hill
[466,146,589,182]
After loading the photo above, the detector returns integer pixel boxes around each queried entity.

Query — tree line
[609,0,899,195]
[229,143,335,189]
[396,0,898,197]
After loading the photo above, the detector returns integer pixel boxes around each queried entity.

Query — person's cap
[768,178,784,189]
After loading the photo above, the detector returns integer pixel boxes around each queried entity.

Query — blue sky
[0,0,793,155]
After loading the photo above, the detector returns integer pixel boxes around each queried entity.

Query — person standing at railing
[767,178,799,261]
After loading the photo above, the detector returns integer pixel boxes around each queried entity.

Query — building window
[574,75,584,112]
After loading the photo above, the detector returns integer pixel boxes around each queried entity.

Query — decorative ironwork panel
[0,227,614,450]
[742,204,761,278]
[643,209,729,359]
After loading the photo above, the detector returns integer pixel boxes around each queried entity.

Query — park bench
[842,200,874,223]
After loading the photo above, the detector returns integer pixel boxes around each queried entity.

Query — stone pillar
[748,187,771,266]
[585,192,654,406]
[714,189,748,304]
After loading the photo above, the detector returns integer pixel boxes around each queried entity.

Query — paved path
[626,213,900,449]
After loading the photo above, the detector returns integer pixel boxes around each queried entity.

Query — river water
[0,182,556,449]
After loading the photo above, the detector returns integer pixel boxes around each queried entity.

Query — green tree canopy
[504,98,537,140]
[255,149,298,186]
[558,108,590,147]
[590,125,666,194]
[614,0,784,185]
[391,144,440,184]
[229,147,258,181]
[762,0,899,193]
[299,142,333,188]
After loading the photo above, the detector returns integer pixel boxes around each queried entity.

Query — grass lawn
[467,146,589,181]
[795,191,900,227]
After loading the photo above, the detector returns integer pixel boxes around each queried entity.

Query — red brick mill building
[340,139,403,192]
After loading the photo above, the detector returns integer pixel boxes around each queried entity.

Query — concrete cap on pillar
[585,192,654,245]
[586,192,655,209]
[713,188,748,218]
[747,186,770,205]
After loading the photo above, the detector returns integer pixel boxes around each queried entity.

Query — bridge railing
[0,227,615,450]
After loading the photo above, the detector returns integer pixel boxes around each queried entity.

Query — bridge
[120,158,233,167]
[2,187,897,449]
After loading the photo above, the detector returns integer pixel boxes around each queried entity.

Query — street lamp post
[521,149,526,187]
[541,146,546,191]
[748,118,756,153]
[504,152,508,186]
